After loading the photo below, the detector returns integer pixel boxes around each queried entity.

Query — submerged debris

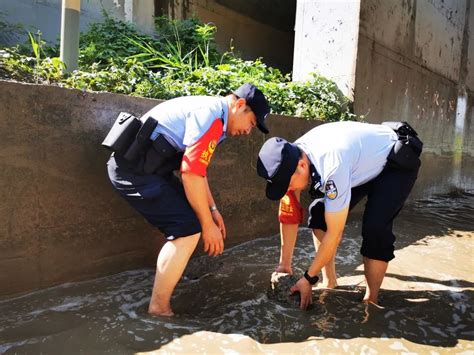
[267,272,301,307]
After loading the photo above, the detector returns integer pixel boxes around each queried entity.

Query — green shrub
[0,14,356,121]
[79,12,158,69]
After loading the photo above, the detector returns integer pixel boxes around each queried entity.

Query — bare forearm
[204,177,216,208]
[182,173,214,228]
[307,231,342,276]
[279,223,298,268]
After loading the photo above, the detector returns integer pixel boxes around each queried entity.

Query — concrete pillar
[60,0,80,73]
[453,0,472,175]
[292,0,361,100]
[124,0,155,34]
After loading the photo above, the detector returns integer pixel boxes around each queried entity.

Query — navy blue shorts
[308,166,419,262]
[107,155,201,240]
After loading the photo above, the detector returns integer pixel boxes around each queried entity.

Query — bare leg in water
[363,256,388,304]
[148,233,200,316]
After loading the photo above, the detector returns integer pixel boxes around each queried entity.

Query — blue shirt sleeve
[183,108,215,147]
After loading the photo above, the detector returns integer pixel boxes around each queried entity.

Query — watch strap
[304,270,319,285]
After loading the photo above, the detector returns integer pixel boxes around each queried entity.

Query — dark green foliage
[79,11,159,68]
[0,14,356,121]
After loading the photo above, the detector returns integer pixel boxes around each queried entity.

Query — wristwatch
[304,270,319,285]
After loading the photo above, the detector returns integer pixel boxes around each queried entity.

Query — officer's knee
[362,220,386,238]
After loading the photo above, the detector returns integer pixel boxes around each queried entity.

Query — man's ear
[236,98,246,109]
[299,159,307,170]
[298,159,310,175]
[296,159,305,174]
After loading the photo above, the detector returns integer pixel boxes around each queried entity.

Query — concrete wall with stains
[355,0,471,151]
[293,0,472,158]
[354,0,473,194]
[467,3,474,91]
[292,0,361,100]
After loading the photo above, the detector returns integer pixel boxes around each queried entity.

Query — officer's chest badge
[325,180,338,200]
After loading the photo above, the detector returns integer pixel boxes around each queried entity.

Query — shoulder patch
[325,180,338,200]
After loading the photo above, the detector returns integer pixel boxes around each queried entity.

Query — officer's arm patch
[325,180,338,200]
[181,119,223,176]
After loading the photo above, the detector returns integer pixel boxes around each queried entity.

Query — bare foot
[148,306,175,317]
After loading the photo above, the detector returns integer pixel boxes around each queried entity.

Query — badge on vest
[325,180,338,199]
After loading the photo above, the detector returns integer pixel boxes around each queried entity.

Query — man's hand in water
[290,277,312,310]
[275,264,293,274]
[202,222,224,256]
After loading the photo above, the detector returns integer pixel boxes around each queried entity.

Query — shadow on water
[0,191,473,353]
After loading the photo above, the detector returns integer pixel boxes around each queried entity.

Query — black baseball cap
[233,83,270,134]
[256,137,301,200]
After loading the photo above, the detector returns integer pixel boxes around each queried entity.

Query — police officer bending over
[256,121,422,310]
[107,83,270,316]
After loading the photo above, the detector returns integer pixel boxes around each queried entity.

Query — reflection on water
[0,192,473,353]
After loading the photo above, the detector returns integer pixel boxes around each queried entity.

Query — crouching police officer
[256,121,422,310]
[107,83,270,316]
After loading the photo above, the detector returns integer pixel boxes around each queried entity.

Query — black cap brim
[266,176,291,200]
[257,121,269,134]
[264,143,300,200]
[254,107,270,134]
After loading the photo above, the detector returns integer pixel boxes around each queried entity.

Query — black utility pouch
[383,121,423,171]
[101,112,141,155]
[123,117,157,162]
[143,135,183,175]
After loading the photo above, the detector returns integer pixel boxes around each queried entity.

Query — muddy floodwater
[1,191,473,354]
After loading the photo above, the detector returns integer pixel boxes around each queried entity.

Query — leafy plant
[0,14,357,121]
[28,31,41,82]
[127,20,219,75]
[78,10,159,69]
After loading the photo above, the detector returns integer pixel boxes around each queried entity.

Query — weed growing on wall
[0,14,356,121]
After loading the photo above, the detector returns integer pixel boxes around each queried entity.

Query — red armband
[181,119,223,176]
[279,190,304,224]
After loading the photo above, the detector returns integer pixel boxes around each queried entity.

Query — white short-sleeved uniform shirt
[144,96,228,150]
[295,121,398,213]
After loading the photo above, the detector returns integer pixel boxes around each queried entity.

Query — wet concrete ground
[0,191,473,354]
